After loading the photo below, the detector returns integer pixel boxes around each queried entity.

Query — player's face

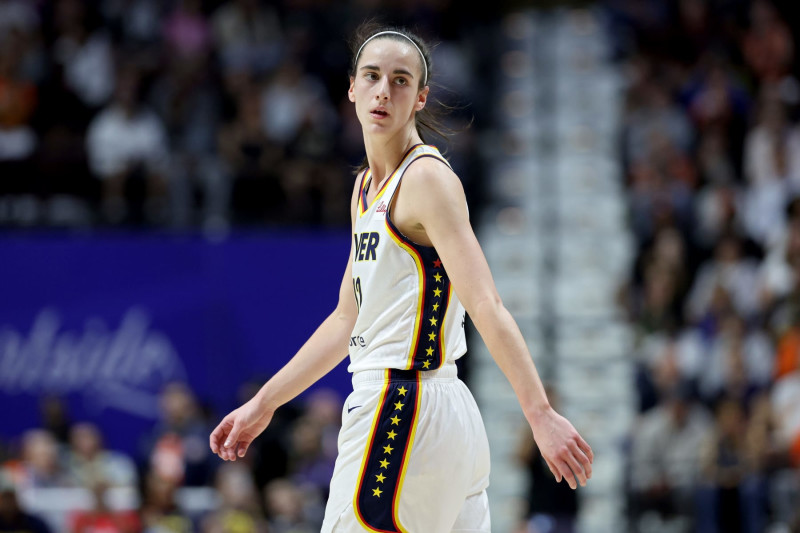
[348,38,428,136]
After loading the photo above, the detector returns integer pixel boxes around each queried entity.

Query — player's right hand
[209,399,274,461]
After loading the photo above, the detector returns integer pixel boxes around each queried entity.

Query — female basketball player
[210,23,593,532]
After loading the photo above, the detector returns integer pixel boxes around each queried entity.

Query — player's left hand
[529,406,593,489]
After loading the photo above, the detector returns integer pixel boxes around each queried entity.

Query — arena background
[1,1,799,532]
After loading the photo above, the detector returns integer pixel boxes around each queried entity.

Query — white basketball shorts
[321,364,491,533]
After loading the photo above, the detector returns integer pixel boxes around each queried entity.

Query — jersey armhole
[385,153,451,250]
[356,168,370,213]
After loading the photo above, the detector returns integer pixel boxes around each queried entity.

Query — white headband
[354,30,428,86]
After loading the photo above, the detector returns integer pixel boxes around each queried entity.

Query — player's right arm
[209,174,362,461]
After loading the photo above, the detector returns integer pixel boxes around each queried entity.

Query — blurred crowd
[0,0,487,231]
[15,0,800,531]
[611,0,800,531]
[1,381,344,532]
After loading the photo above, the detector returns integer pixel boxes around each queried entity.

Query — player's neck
[363,129,422,187]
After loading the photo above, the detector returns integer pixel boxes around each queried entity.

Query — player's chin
[365,119,391,130]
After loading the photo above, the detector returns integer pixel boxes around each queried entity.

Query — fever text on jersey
[354,232,380,262]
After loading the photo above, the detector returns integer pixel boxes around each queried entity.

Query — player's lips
[370,107,389,119]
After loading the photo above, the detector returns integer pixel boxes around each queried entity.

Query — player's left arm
[397,159,593,489]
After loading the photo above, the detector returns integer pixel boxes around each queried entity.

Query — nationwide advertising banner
[0,229,352,456]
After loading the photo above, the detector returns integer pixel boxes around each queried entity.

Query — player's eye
[395,77,408,86]
[364,72,379,81]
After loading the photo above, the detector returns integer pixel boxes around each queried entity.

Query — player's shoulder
[403,147,461,193]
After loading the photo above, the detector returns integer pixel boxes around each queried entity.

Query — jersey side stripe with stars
[349,144,467,374]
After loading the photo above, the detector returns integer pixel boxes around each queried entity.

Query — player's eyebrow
[359,65,415,78]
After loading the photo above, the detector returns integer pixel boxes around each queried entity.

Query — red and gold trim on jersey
[358,144,423,217]
[353,369,422,533]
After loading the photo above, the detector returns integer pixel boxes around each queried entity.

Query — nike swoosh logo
[347,405,362,413]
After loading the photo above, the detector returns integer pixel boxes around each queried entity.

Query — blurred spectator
[287,389,340,496]
[697,311,773,404]
[0,25,39,215]
[635,335,692,413]
[139,472,192,533]
[302,388,341,460]
[26,0,102,226]
[742,94,800,246]
[681,54,750,138]
[259,61,335,148]
[200,463,266,533]
[693,128,741,248]
[758,209,800,312]
[632,259,684,335]
[743,94,800,188]
[628,381,711,529]
[263,478,316,533]
[696,398,768,533]
[50,0,114,111]
[0,0,40,40]
[86,64,169,225]
[66,423,138,489]
[628,158,695,246]
[625,81,693,167]
[0,486,51,533]
[100,0,163,64]
[149,54,228,229]
[741,0,794,84]
[218,82,286,224]
[258,60,345,225]
[69,481,140,533]
[286,417,332,505]
[162,0,211,62]
[684,232,760,324]
[211,0,283,76]
[140,382,214,487]
[4,430,70,490]
[629,226,692,313]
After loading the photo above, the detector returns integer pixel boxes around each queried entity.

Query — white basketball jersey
[348,144,467,373]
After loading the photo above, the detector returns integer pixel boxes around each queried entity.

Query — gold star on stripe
[373,487,383,497]
[397,386,407,396]
[387,430,397,440]
[429,317,438,326]
[379,459,390,469]
[383,444,394,454]
[432,303,439,311]
[423,361,431,369]
[428,331,436,341]
[433,288,442,297]
[426,346,434,356]
[376,473,386,483]
[394,401,404,411]
[434,273,442,282]
[390,415,401,426]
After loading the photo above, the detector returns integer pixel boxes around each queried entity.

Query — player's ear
[415,85,429,111]
[348,76,356,103]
